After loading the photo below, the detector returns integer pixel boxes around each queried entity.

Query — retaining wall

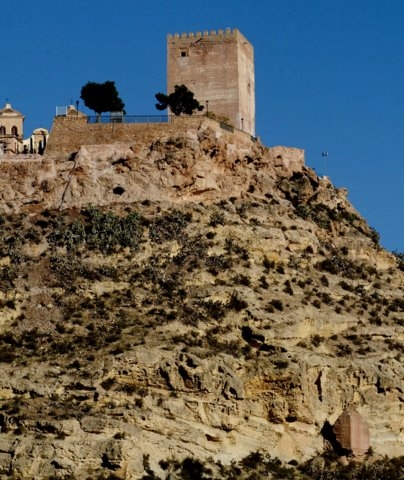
[46,116,253,156]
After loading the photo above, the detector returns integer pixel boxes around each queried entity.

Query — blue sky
[3,0,403,252]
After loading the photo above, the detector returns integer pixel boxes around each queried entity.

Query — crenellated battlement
[167,28,238,40]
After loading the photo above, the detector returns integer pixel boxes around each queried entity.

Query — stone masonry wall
[167,29,255,135]
[46,116,252,156]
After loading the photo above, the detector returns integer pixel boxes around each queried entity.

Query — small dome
[33,128,49,135]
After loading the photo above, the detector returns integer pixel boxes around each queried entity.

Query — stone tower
[167,28,255,136]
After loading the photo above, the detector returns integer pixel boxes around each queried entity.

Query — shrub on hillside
[209,211,225,227]
[149,210,191,243]
[393,251,404,271]
[48,207,143,253]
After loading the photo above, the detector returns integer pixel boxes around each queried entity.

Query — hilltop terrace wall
[46,116,253,156]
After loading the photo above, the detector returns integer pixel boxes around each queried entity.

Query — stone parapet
[46,116,250,156]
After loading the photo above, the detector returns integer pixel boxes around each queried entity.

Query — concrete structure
[167,28,255,136]
[0,103,25,154]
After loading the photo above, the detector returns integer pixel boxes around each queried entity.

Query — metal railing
[219,121,234,133]
[82,114,257,140]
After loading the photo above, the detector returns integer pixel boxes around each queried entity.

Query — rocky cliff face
[0,119,402,479]
[0,119,304,214]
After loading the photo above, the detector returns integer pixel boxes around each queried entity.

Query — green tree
[155,84,204,116]
[80,81,125,119]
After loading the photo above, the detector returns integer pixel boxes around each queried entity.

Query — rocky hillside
[0,119,403,479]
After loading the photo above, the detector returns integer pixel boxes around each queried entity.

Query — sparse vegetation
[140,452,404,479]
[209,211,225,227]
[149,210,191,243]
[48,206,143,253]
[268,299,284,311]
[393,251,404,271]
[0,166,402,479]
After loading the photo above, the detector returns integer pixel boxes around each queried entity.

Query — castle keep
[167,28,255,136]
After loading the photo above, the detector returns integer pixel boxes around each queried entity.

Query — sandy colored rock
[0,117,401,478]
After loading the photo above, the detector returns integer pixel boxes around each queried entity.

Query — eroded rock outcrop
[0,118,402,478]
[0,118,304,214]
[333,407,370,456]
